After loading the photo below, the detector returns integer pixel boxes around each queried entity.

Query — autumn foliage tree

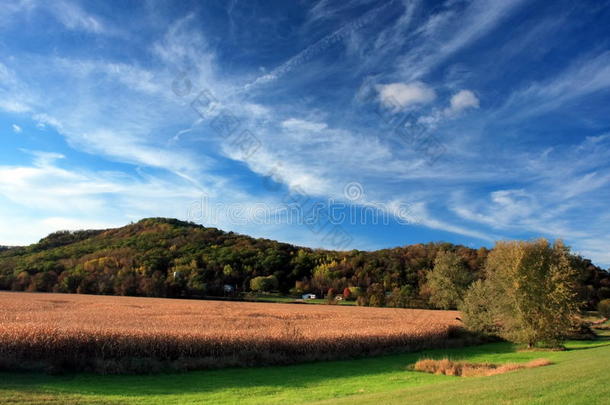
[366,283,385,307]
[461,239,579,348]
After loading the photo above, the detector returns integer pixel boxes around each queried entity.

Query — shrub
[250,275,278,292]
[598,299,610,318]
[326,288,336,304]
[413,358,552,377]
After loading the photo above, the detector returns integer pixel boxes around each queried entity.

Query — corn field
[0,292,462,373]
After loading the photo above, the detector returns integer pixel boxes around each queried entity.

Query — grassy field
[1,337,609,404]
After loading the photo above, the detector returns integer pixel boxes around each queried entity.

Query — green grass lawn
[1,334,609,405]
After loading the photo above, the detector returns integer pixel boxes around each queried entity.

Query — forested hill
[0,218,608,309]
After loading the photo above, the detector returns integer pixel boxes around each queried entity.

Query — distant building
[223,284,235,293]
[302,293,316,300]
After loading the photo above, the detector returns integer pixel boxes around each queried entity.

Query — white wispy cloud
[281,118,328,132]
[498,50,610,120]
[0,0,112,35]
[398,0,529,80]
[0,62,34,113]
[48,0,107,34]
[307,0,380,24]
[0,53,216,187]
[408,201,494,241]
[11,124,22,133]
[243,1,391,92]
[151,13,218,88]
[409,88,481,130]
[444,90,480,115]
[376,82,436,110]
[0,0,36,28]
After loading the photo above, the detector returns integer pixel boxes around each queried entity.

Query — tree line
[0,218,608,314]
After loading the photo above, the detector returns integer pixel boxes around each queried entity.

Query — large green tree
[426,250,473,309]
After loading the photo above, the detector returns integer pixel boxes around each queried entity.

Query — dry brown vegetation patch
[0,292,464,373]
[412,357,552,377]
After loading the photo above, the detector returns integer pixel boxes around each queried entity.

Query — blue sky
[1,0,610,266]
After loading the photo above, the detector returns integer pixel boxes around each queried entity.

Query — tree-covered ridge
[0,218,608,309]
